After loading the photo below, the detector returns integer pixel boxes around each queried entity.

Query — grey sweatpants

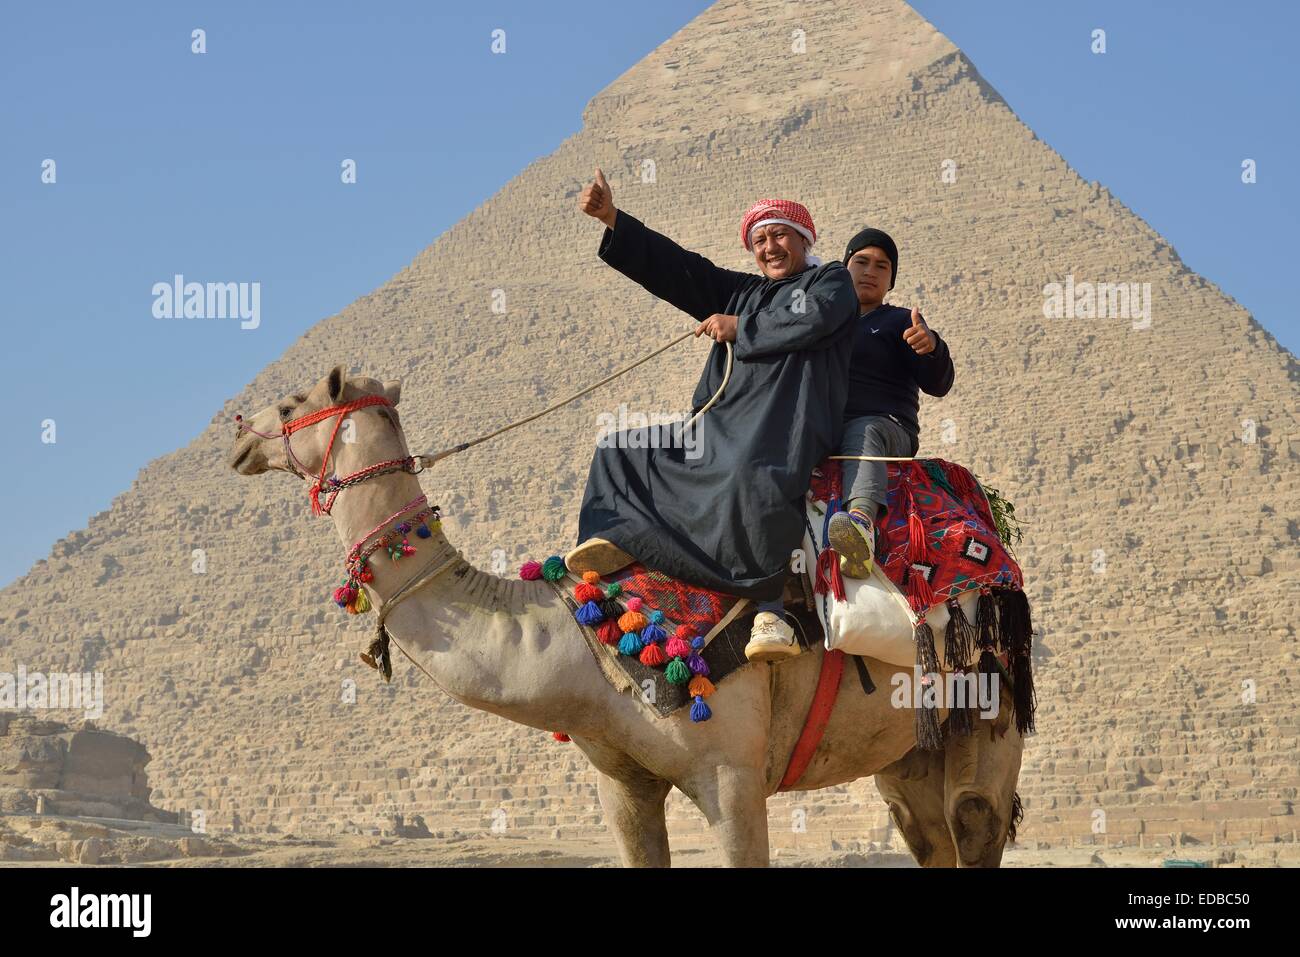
[839,414,919,519]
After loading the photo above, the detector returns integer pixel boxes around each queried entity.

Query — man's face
[750,223,808,280]
[846,246,893,309]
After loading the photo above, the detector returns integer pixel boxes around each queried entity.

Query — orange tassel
[688,674,715,698]
[618,611,648,632]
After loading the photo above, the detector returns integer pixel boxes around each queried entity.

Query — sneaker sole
[564,539,634,576]
[744,640,802,663]
[827,513,874,579]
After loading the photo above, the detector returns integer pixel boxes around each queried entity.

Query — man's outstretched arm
[580,168,749,321]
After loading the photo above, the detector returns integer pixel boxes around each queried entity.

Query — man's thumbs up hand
[902,306,936,355]
[579,167,618,229]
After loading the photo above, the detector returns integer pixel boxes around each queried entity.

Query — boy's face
[846,246,893,310]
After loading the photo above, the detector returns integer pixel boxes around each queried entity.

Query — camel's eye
[279,406,292,419]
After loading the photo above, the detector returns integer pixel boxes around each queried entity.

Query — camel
[229,366,1026,867]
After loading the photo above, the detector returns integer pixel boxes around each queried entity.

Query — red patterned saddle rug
[808,456,1036,750]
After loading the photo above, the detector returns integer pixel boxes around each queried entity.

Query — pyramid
[2,0,1296,852]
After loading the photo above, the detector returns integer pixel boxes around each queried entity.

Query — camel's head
[229,364,404,478]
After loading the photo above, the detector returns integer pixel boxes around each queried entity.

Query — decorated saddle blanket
[521,457,1035,743]
[522,555,818,725]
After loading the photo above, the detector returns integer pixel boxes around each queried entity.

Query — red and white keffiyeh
[739,199,818,251]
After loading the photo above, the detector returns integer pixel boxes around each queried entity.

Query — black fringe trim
[1008,790,1024,844]
[914,620,944,751]
[995,589,1037,736]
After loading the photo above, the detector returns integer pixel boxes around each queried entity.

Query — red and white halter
[234,394,419,516]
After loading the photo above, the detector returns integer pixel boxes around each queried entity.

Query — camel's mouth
[229,436,267,475]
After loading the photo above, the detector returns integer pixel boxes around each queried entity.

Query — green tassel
[541,555,567,581]
[665,657,691,685]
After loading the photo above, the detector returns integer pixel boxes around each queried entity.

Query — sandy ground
[6,813,1286,867]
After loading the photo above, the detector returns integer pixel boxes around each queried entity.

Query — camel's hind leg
[943,687,1026,868]
[875,747,958,867]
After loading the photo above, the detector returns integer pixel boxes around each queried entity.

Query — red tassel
[639,642,666,666]
[552,731,571,742]
[814,547,847,602]
[309,484,324,516]
[910,568,935,611]
[596,619,622,645]
[907,510,927,563]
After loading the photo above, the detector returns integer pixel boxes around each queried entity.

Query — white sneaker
[744,611,800,663]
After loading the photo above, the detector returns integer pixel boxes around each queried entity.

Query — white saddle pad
[799,499,977,667]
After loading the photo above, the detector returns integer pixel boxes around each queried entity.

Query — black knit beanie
[843,228,898,289]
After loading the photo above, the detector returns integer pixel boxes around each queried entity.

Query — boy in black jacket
[828,228,955,577]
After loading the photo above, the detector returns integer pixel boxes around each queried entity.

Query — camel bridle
[234,394,422,516]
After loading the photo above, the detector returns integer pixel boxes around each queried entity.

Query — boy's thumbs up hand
[902,306,936,355]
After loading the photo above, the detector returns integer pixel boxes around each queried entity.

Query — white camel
[229,366,1026,866]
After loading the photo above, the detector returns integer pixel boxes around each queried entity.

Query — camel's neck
[323,441,602,736]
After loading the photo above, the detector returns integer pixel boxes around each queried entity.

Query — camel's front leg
[595,770,673,867]
[685,765,770,867]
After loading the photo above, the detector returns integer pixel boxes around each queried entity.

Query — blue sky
[1,1,1295,589]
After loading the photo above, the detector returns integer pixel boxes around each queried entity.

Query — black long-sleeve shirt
[843,303,954,438]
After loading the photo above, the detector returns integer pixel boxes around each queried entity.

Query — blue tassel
[690,695,712,722]
[618,631,643,656]
[575,601,605,626]
[640,622,667,643]
[691,635,705,650]
[416,525,432,538]
[648,609,664,624]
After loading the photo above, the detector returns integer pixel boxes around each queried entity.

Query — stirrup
[565,537,634,576]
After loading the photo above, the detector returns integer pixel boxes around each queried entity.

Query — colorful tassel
[541,555,567,581]
[618,610,648,632]
[416,524,431,538]
[664,635,692,658]
[353,589,371,614]
[574,582,604,603]
[618,631,644,656]
[603,582,622,598]
[665,657,691,685]
[552,731,571,742]
[647,609,664,624]
[639,641,666,666]
[596,619,622,645]
[575,601,605,626]
[686,652,708,676]
[690,696,712,722]
[688,674,714,698]
[640,622,667,644]
[519,560,542,580]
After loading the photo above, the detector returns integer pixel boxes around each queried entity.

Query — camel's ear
[327,365,347,403]
[382,380,401,406]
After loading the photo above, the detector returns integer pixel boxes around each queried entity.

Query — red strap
[778,649,845,791]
